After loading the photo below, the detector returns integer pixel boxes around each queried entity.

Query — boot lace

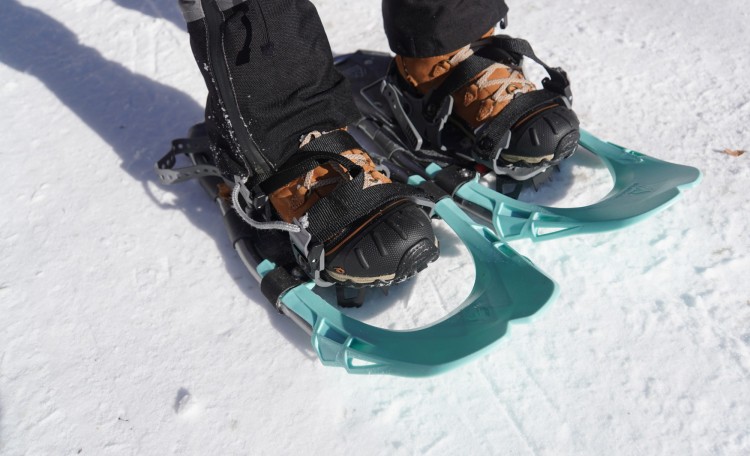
[448,45,536,104]
[299,131,387,191]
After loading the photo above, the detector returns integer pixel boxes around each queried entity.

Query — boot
[180,0,438,287]
[385,30,580,180]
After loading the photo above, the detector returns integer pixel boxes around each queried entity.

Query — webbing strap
[254,130,362,193]
[306,179,424,242]
[424,55,495,120]
[260,267,305,309]
[258,151,361,195]
[481,36,540,66]
[300,130,361,154]
[255,129,429,242]
[155,137,223,184]
[483,36,572,98]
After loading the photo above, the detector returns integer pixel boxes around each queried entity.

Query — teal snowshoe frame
[261,193,557,377]
[155,45,702,376]
[436,130,702,242]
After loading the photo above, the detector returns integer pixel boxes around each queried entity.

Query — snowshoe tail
[269,196,557,377]
[446,129,702,241]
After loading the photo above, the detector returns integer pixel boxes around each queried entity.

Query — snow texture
[1,0,749,454]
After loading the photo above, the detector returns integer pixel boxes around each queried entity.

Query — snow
[1,0,749,454]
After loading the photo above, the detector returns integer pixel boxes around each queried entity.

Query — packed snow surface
[1,0,749,454]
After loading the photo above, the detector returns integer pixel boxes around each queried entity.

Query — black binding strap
[249,130,361,192]
[255,130,362,193]
[254,129,430,243]
[423,55,495,120]
[260,267,304,309]
[257,151,361,195]
[482,36,572,99]
[483,36,546,70]
[299,129,361,155]
[306,178,425,242]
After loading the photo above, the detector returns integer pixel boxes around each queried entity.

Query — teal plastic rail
[437,129,702,242]
[261,195,558,377]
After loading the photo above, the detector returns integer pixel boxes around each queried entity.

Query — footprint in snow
[174,388,200,418]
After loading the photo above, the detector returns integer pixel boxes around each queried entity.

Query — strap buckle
[234,176,270,211]
[289,221,333,288]
[380,79,453,152]
[249,185,269,210]
[155,137,222,184]
[542,68,573,104]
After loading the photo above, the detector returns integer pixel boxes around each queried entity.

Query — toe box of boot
[324,201,439,286]
[502,104,580,166]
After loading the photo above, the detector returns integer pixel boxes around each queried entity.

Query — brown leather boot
[391,32,580,177]
[267,130,439,286]
[270,131,392,223]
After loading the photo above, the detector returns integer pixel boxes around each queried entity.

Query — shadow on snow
[0,0,316,357]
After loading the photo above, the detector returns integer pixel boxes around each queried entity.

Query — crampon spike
[336,287,367,308]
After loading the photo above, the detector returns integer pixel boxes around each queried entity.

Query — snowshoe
[155,124,558,376]
[335,49,702,242]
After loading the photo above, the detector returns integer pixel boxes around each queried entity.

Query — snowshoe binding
[335,47,701,242]
[157,124,439,305]
[384,34,580,181]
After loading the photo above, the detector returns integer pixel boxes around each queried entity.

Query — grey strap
[155,138,223,184]
[178,0,204,22]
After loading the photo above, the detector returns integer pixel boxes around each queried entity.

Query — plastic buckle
[232,176,269,211]
[289,222,333,288]
[468,129,512,175]
[542,68,573,103]
[250,185,268,210]
[295,242,328,288]
[305,243,325,277]
[380,79,453,152]
[432,164,477,196]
